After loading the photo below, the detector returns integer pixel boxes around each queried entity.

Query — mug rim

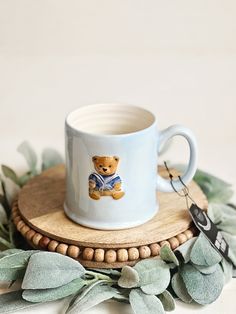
[65,103,157,138]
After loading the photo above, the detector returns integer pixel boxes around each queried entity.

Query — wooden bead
[39,236,51,249]
[16,220,25,231]
[12,213,19,221]
[12,200,18,207]
[160,240,171,248]
[11,203,17,212]
[11,207,17,214]
[168,237,180,250]
[13,216,21,224]
[68,245,80,258]
[20,225,30,236]
[94,249,105,262]
[150,243,161,256]
[117,249,128,262]
[11,206,17,215]
[11,210,18,219]
[139,246,151,259]
[176,233,188,244]
[184,229,193,240]
[26,229,36,241]
[105,250,117,263]
[128,248,139,261]
[83,248,94,261]
[48,240,59,252]
[56,243,68,255]
[32,233,43,246]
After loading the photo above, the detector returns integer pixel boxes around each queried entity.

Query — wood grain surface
[17,165,208,249]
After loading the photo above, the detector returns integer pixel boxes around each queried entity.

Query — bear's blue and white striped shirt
[89,172,121,191]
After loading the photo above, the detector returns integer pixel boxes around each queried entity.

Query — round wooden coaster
[12,165,208,268]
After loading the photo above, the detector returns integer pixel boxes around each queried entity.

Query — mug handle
[157,124,198,192]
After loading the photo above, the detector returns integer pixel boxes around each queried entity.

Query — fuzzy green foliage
[0,148,235,313]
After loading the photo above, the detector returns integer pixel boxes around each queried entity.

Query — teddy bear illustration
[88,155,125,200]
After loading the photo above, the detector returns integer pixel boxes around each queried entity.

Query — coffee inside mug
[66,104,155,135]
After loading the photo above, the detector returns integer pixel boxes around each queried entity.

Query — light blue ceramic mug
[64,104,197,230]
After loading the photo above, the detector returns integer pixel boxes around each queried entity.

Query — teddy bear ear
[92,156,98,162]
[114,156,119,162]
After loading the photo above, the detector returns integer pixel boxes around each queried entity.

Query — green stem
[85,271,117,285]
[0,180,11,218]
[8,221,15,246]
[0,236,14,249]
[84,277,99,285]
[0,223,9,237]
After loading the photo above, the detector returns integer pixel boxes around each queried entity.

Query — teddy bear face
[92,156,119,176]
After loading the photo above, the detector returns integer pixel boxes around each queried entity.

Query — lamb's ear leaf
[22,252,85,289]
[3,178,20,206]
[41,148,64,170]
[129,289,165,314]
[17,141,37,174]
[157,290,175,312]
[207,204,223,224]
[220,258,233,284]
[0,290,37,313]
[221,232,236,267]
[18,173,33,186]
[0,267,26,281]
[134,259,170,295]
[22,277,85,303]
[193,168,233,203]
[180,263,224,305]
[209,204,236,235]
[0,250,38,269]
[160,245,179,266]
[190,233,222,266]
[218,221,236,236]
[0,249,24,258]
[193,263,218,274]
[0,250,38,281]
[171,272,192,304]
[217,205,236,235]
[118,266,139,288]
[66,284,117,314]
[1,165,19,186]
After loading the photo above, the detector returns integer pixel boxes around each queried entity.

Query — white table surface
[1,0,236,313]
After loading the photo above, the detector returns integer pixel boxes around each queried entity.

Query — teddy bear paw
[89,191,101,200]
[112,191,125,200]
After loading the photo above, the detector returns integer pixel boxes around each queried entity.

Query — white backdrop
[0,1,236,313]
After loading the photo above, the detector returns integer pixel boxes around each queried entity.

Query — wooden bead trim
[12,200,198,267]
